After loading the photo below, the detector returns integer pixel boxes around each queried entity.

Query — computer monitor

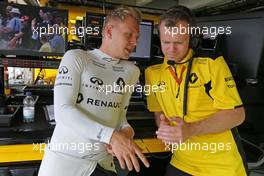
[197,11,264,81]
[129,20,153,61]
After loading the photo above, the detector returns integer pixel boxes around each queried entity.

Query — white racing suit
[38,49,140,176]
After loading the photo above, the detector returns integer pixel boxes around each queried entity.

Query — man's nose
[168,43,177,52]
[130,36,138,46]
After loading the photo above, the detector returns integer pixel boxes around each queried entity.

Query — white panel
[136,0,153,6]
[179,0,232,9]
[8,0,27,4]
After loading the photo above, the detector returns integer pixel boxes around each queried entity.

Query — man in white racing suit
[38,6,149,176]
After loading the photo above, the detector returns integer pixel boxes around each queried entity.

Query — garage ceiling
[9,0,264,16]
[103,0,232,10]
[104,0,264,14]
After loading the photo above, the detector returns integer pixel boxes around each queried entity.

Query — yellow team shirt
[145,49,246,176]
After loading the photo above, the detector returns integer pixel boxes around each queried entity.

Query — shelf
[0,58,61,69]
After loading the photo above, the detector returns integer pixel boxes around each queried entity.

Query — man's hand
[156,114,192,144]
[159,113,170,126]
[105,144,115,156]
[106,126,134,156]
[109,131,150,172]
[119,126,135,139]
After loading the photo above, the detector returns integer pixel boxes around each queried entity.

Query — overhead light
[76,16,83,20]
[69,20,76,24]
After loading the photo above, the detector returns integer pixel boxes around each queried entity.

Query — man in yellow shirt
[145,6,247,176]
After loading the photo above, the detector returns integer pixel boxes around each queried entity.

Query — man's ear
[104,24,113,39]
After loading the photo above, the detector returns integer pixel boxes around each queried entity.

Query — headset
[159,5,201,50]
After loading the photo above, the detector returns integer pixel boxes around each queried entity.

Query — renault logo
[58,66,68,74]
[76,93,83,104]
[116,77,125,89]
[90,77,103,85]
[157,81,165,87]
[189,73,198,84]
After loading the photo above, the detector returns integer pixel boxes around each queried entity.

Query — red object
[20,15,30,22]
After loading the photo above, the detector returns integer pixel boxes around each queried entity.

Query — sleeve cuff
[120,123,131,129]
[99,127,115,144]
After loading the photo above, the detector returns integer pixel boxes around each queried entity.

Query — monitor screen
[85,13,105,49]
[0,2,68,57]
[130,20,153,61]
[197,11,264,80]
[85,13,153,60]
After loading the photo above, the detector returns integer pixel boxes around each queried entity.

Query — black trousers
[164,164,192,176]
[91,164,117,176]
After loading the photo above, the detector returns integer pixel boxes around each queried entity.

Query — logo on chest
[189,73,198,84]
[90,77,104,85]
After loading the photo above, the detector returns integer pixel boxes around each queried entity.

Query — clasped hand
[156,114,192,144]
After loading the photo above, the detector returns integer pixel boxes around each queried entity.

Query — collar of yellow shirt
[161,49,194,70]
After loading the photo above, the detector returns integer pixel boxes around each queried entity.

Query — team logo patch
[58,66,68,74]
[102,57,113,62]
[189,73,198,84]
[116,77,126,90]
[157,81,165,87]
[76,93,84,103]
[90,77,104,85]
[225,76,236,88]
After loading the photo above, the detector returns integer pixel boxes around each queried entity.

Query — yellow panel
[135,138,168,153]
[0,144,45,163]
[134,139,148,153]
[34,68,58,84]
[142,138,169,153]
[0,139,168,163]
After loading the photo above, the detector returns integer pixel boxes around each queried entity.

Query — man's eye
[174,42,183,45]
[127,33,132,38]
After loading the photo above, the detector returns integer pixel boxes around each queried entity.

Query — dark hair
[159,5,201,49]
[159,5,196,28]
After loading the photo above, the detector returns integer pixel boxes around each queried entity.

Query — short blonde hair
[102,6,142,37]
